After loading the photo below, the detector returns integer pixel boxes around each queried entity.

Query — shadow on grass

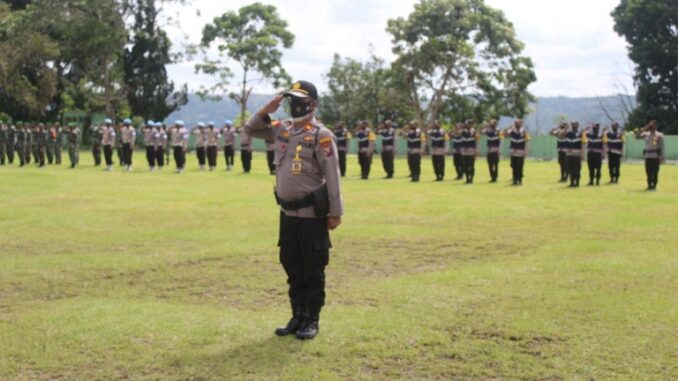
[171,334,313,379]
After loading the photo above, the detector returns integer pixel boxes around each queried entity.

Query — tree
[0,3,59,120]
[612,0,678,133]
[197,2,294,125]
[123,0,187,121]
[321,53,414,127]
[386,0,536,126]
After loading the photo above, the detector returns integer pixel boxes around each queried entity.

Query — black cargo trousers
[278,211,331,321]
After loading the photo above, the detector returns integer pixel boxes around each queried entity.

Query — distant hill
[166,94,636,134]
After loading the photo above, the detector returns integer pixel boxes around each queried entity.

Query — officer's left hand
[328,216,342,231]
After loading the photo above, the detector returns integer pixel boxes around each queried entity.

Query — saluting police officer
[549,123,569,183]
[333,122,350,177]
[206,121,220,171]
[102,119,116,171]
[481,119,502,182]
[460,120,479,184]
[635,120,665,190]
[402,121,426,182]
[603,122,625,183]
[221,120,237,171]
[245,80,343,340]
[504,119,530,185]
[171,120,189,173]
[377,119,396,179]
[428,120,448,181]
[584,123,604,186]
[193,122,208,170]
[561,121,586,187]
[355,121,376,180]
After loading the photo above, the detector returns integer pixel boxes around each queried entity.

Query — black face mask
[287,96,313,119]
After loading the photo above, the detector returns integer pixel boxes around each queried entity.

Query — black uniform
[355,128,374,180]
[377,127,396,178]
[406,128,424,182]
[484,129,501,182]
[333,126,349,177]
[604,128,624,183]
[460,128,478,183]
[585,129,603,185]
[565,128,585,187]
[451,132,463,180]
[428,128,447,181]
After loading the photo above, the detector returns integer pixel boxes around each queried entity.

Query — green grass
[1,151,677,380]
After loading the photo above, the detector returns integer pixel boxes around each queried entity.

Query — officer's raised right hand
[258,95,284,117]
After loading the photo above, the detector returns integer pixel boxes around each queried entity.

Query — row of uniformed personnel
[0,121,81,168]
[332,118,530,185]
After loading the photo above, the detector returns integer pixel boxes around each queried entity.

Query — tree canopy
[612,0,678,133]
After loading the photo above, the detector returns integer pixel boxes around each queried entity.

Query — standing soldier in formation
[450,124,464,180]
[45,123,54,165]
[153,123,167,170]
[549,123,569,183]
[265,137,276,175]
[50,123,63,165]
[585,123,603,186]
[460,120,479,184]
[6,123,16,164]
[481,119,502,182]
[25,123,38,164]
[428,120,448,181]
[36,123,47,167]
[206,122,220,172]
[193,122,208,170]
[163,124,171,166]
[171,120,188,173]
[143,121,156,171]
[115,122,124,166]
[16,123,26,166]
[90,124,103,166]
[562,121,586,187]
[221,120,237,171]
[333,122,350,177]
[244,80,343,340]
[604,122,624,184]
[121,119,136,171]
[66,123,80,168]
[377,119,396,179]
[0,122,6,165]
[239,127,253,173]
[403,120,426,182]
[31,124,40,164]
[102,119,116,171]
[355,121,376,180]
[635,120,665,190]
[504,119,530,185]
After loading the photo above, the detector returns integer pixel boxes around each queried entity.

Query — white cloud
[165,0,635,97]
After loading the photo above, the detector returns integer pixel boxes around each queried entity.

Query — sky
[164,0,635,98]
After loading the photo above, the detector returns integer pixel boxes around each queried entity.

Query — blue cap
[175,120,185,126]
[123,118,132,125]
[208,121,216,127]
[224,120,233,126]
[198,122,206,128]
[146,120,155,127]
[104,118,113,124]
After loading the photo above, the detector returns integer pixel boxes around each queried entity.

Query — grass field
[1,151,677,381]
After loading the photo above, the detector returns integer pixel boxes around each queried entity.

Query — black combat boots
[295,306,321,340]
[275,303,302,336]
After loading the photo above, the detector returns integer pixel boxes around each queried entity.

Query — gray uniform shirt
[171,127,189,148]
[637,131,665,160]
[193,128,207,147]
[222,127,237,146]
[143,128,154,146]
[206,128,220,146]
[245,114,344,218]
[102,126,116,146]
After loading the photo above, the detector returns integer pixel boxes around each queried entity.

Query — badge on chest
[292,144,303,175]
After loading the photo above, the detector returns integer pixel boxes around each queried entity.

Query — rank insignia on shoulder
[320,139,333,157]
